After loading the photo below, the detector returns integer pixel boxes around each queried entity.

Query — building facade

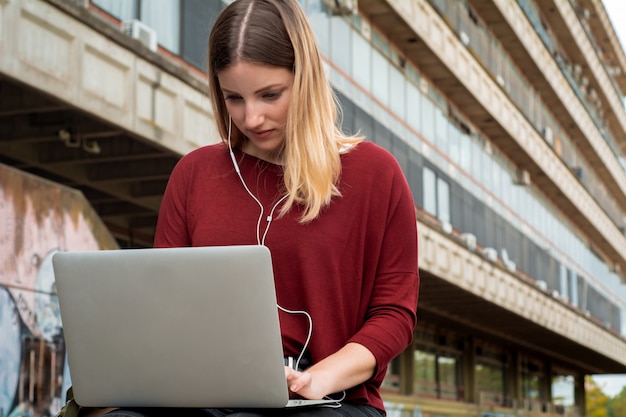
[1,0,625,416]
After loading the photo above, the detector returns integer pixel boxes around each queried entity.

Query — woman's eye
[225,94,242,101]
[264,92,280,99]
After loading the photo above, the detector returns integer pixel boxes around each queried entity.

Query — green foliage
[587,376,609,417]
[607,385,626,417]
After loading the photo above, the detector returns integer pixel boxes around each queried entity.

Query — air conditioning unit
[580,76,589,87]
[571,166,584,181]
[611,262,621,274]
[535,280,548,291]
[481,247,498,263]
[459,31,470,47]
[419,77,429,94]
[122,20,158,52]
[542,126,554,146]
[461,233,477,251]
[500,248,516,272]
[573,64,582,77]
[360,18,371,40]
[323,0,358,15]
[514,169,531,186]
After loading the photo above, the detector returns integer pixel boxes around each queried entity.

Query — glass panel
[181,0,221,70]
[434,106,448,154]
[406,82,422,134]
[459,132,471,173]
[569,269,579,307]
[308,0,330,56]
[423,167,437,217]
[92,0,137,20]
[141,0,180,53]
[330,16,351,75]
[352,32,371,90]
[521,357,543,404]
[414,350,437,397]
[552,375,575,409]
[420,95,435,142]
[389,65,405,120]
[438,356,458,400]
[437,177,450,223]
[371,49,389,107]
[559,264,569,303]
[476,363,504,405]
[523,373,541,400]
[448,124,461,165]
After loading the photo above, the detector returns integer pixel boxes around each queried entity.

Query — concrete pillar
[399,345,414,396]
[575,373,586,416]
[463,337,476,403]
[508,351,521,408]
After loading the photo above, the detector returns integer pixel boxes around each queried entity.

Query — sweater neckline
[233,147,284,174]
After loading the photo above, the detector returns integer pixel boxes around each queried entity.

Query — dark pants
[102,403,385,417]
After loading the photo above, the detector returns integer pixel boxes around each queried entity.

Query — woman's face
[218,61,294,163]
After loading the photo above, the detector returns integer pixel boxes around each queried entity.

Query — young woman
[106,0,419,416]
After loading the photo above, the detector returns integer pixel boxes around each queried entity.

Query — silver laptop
[52,245,340,409]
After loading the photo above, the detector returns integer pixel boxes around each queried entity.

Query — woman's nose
[244,103,264,128]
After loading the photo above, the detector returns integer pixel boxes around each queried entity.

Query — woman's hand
[284,342,376,400]
[284,366,324,399]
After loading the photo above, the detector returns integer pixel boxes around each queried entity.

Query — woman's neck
[241,141,284,166]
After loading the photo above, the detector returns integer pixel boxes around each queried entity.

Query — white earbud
[227,115,287,246]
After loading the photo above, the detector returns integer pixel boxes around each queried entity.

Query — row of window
[312,0,626,332]
[337,88,623,332]
[428,0,626,239]
[382,326,580,412]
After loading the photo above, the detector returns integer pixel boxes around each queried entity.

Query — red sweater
[154,141,419,411]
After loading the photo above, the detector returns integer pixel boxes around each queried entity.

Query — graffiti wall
[0,164,118,417]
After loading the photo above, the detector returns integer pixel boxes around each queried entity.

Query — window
[381,356,402,393]
[552,374,575,411]
[92,0,224,68]
[521,358,544,401]
[181,0,223,69]
[93,0,181,53]
[406,81,422,135]
[438,355,458,400]
[371,48,389,107]
[141,0,180,53]
[352,31,371,91]
[389,64,406,120]
[92,0,137,21]
[570,269,579,307]
[414,349,461,400]
[476,362,504,406]
[475,343,506,406]
[308,0,331,56]
[437,178,451,224]
[330,15,352,76]
[414,350,437,397]
[423,167,451,224]
[423,167,437,217]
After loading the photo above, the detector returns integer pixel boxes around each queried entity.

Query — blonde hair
[208,0,362,222]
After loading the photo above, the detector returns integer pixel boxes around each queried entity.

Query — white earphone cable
[227,116,312,365]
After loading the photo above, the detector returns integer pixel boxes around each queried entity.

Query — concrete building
[1,0,625,416]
